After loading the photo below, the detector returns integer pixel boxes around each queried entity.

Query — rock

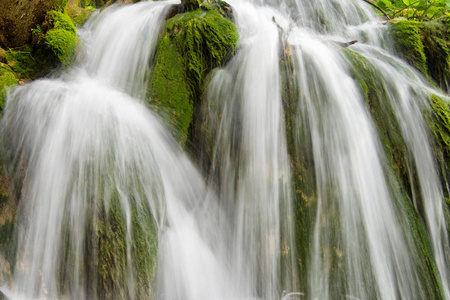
[0,0,56,48]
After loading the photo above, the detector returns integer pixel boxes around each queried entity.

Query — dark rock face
[0,0,55,48]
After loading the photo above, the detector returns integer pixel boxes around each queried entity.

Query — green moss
[0,65,17,112]
[390,20,428,75]
[166,10,238,94]
[149,35,193,145]
[32,10,79,67]
[430,95,450,158]
[148,9,238,145]
[46,11,77,34]
[44,28,78,66]
[88,188,158,299]
[345,50,411,194]
[53,0,70,12]
[417,20,450,91]
[67,6,94,26]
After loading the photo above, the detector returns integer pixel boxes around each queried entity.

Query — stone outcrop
[0,0,55,48]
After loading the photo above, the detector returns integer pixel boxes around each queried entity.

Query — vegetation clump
[375,0,447,20]
[32,10,78,66]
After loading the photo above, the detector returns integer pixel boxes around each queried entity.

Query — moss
[148,9,238,145]
[67,5,94,26]
[31,10,78,67]
[345,49,411,197]
[149,35,193,145]
[390,20,428,75]
[429,95,450,161]
[86,187,158,299]
[53,0,70,12]
[3,46,37,78]
[417,20,450,91]
[166,10,238,95]
[44,28,78,66]
[0,64,17,112]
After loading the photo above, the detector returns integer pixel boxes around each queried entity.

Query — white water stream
[1,0,449,299]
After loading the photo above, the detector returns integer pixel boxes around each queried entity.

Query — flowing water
[1,0,450,299]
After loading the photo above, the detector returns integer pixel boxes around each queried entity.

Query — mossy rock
[428,95,450,209]
[166,10,238,95]
[417,20,450,91]
[67,5,95,26]
[149,34,193,145]
[0,65,17,112]
[430,95,450,162]
[42,11,78,66]
[390,20,428,76]
[90,193,158,300]
[148,9,238,145]
[345,49,446,298]
[389,18,450,91]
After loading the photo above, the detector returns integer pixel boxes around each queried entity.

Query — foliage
[376,0,448,20]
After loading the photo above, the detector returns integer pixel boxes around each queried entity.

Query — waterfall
[204,3,298,298]
[1,0,450,299]
[0,2,234,299]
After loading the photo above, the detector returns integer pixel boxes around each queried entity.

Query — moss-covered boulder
[418,21,450,90]
[390,20,428,76]
[87,191,158,300]
[148,8,238,145]
[34,10,79,66]
[389,18,450,92]
[67,4,95,26]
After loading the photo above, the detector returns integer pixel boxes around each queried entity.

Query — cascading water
[204,3,298,298]
[0,2,238,300]
[1,0,450,299]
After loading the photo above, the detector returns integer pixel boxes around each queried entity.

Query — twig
[362,0,391,20]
